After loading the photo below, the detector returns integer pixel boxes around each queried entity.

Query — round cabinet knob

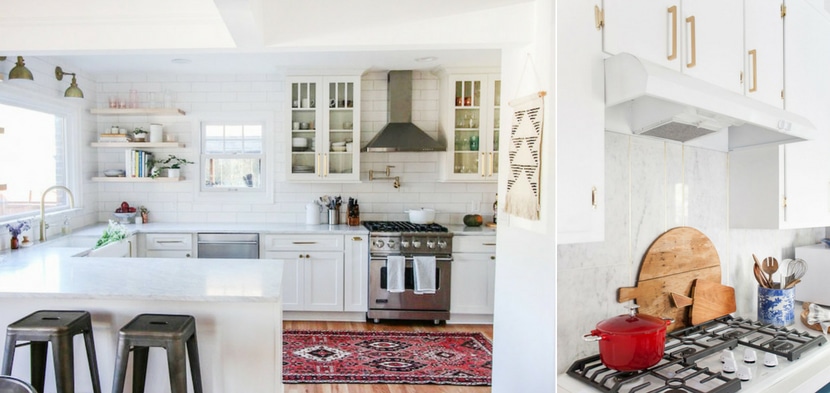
[401,240,410,248]
[298,254,304,258]
[387,240,396,248]
[412,240,421,248]
[427,240,436,249]
[374,240,385,248]
[437,240,447,248]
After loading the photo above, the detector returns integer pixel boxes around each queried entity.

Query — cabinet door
[745,0,785,108]
[268,251,303,311]
[322,77,360,180]
[682,0,743,93]
[557,1,605,243]
[303,251,344,312]
[450,75,488,180]
[344,235,368,312]
[288,79,322,179]
[603,0,678,69]
[450,253,495,314]
[487,79,501,179]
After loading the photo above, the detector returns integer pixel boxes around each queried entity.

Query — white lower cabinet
[451,236,496,318]
[344,235,368,312]
[139,233,194,258]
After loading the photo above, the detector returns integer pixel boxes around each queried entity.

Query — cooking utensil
[761,257,778,287]
[617,227,721,332]
[783,279,801,289]
[582,305,673,371]
[753,263,770,288]
[670,279,737,325]
[785,258,807,287]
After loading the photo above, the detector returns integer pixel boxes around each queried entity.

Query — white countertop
[445,224,497,235]
[124,222,369,235]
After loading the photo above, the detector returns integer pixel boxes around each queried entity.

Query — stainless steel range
[363,221,453,324]
[567,316,827,392]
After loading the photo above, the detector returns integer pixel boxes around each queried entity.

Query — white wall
[92,70,496,225]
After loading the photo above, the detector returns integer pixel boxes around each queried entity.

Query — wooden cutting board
[618,227,721,332]
[670,279,736,325]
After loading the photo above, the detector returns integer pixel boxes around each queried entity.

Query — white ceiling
[2,0,534,75]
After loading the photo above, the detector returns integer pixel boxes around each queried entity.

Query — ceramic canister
[757,286,795,326]
[150,123,163,143]
[305,203,321,225]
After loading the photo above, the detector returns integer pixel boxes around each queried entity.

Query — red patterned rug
[282,330,492,385]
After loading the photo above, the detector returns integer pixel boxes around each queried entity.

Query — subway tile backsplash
[92,71,496,225]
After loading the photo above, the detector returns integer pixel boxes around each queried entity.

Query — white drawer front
[146,250,193,258]
[145,233,193,250]
[264,235,343,251]
[453,236,496,253]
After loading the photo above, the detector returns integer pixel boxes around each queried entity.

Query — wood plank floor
[283,321,493,393]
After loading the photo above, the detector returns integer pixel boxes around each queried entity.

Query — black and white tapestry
[505,93,543,220]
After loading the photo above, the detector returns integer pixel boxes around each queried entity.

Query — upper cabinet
[557,1,606,243]
[603,0,743,94]
[437,71,500,182]
[288,76,360,182]
[744,0,785,108]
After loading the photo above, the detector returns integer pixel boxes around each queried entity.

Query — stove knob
[737,365,752,382]
[427,240,436,249]
[763,352,778,367]
[722,358,736,374]
[412,240,421,248]
[437,240,447,249]
[743,349,756,364]
[374,240,385,248]
[401,240,410,248]
[387,239,396,248]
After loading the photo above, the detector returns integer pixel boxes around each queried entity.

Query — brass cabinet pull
[157,240,185,244]
[751,51,758,91]
[591,186,598,209]
[488,152,494,177]
[594,5,604,30]
[305,254,311,259]
[299,254,304,258]
[323,154,329,177]
[668,6,678,60]
[490,255,496,260]
[352,236,363,241]
[292,241,318,245]
[480,152,486,177]
[482,243,497,246]
[316,154,321,177]
[686,15,696,68]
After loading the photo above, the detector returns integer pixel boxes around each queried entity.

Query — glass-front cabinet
[288,76,360,181]
[445,74,500,182]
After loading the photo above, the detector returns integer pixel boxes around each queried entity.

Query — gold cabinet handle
[316,154,321,177]
[323,154,328,177]
[482,243,497,246]
[488,152,494,177]
[292,241,318,245]
[594,5,604,30]
[591,186,598,209]
[748,49,758,93]
[686,15,696,68]
[352,236,363,241]
[480,152,486,177]
[668,6,678,60]
[490,255,496,260]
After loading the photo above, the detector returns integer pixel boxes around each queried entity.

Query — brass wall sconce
[55,66,83,98]
[9,56,34,81]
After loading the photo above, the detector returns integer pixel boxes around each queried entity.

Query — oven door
[369,256,451,311]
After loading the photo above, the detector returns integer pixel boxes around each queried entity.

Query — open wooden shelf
[90,108,186,116]
[91,142,185,148]
[92,177,184,183]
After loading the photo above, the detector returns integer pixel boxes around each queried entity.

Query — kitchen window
[0,100,76,223]
[201,122,265,192]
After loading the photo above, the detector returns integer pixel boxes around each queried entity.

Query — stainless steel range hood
[605,53,815,150]
[363,71,445,152]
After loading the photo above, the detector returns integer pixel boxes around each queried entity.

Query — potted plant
[157,154,194,178]
[132,127,149,142]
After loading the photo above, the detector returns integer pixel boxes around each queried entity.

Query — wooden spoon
[761,257,779,287]
[753,263,769,288]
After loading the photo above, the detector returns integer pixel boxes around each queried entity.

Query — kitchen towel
[413,256,436,295]
[386,256,405,293]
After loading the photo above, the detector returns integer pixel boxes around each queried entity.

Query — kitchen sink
[43,236,98,249]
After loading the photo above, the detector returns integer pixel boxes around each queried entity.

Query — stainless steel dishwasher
[197,233,259,259]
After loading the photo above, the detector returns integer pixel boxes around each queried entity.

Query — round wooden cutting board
[618,227,721,332]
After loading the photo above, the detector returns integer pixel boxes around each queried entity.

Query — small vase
[10,235,19,250]
[20,236,32,248]
[167,168,180,178]
[141,212,149,224]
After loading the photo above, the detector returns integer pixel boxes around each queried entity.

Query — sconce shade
[9,56,33,80]
[55,66,83,98]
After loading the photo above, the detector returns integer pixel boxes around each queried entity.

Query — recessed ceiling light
[414,56,437,63]
[171,58,192,64]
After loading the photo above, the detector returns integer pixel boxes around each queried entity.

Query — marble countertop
[445,224,497,235]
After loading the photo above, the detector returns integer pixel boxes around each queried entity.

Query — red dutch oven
[582,305,673,371]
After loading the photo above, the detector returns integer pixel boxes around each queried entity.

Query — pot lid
[596,305,667,335]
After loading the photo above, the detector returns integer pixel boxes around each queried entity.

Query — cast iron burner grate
[566,354,740,393]
[665,323,739,365]
[707,316,827,361]
[363,221,449,233]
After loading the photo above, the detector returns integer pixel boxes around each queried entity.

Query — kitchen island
[0,231,284,393]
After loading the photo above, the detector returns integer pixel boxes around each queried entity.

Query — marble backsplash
[555,132,823,374]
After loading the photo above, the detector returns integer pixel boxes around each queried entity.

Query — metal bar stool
[111,314,203,393]
[1,310,102,393]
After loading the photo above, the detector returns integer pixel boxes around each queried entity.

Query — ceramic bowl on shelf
[332,146,347,152]
[112,212,136,224]
[292,137,308,147]
[103,169,126,177]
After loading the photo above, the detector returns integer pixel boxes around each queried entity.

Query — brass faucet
[40,185,75,242]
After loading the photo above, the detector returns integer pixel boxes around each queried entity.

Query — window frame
[0,87,82,225]
[197,115,273,203]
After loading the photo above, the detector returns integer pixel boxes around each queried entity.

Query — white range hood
[604,53,815,151]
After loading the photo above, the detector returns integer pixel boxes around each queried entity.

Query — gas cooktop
[567,316,827,393]
[363,221,449,233]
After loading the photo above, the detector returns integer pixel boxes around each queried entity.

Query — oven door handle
[372,256,453,263]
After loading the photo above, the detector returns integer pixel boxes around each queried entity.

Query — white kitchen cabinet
[730,0,830,229]
[557,1,605,243]
[744,0,785,108]
[139,233,193,258]
[287,76,360,181]
[602,0,743,93]
[451,236,496,318]
[438,73,500,182]
[344,235,369,312]
[87,235,135,258]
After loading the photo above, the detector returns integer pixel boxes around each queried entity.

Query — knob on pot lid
[595,305,669,335]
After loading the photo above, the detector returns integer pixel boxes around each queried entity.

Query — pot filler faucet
[40,185,74,242]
